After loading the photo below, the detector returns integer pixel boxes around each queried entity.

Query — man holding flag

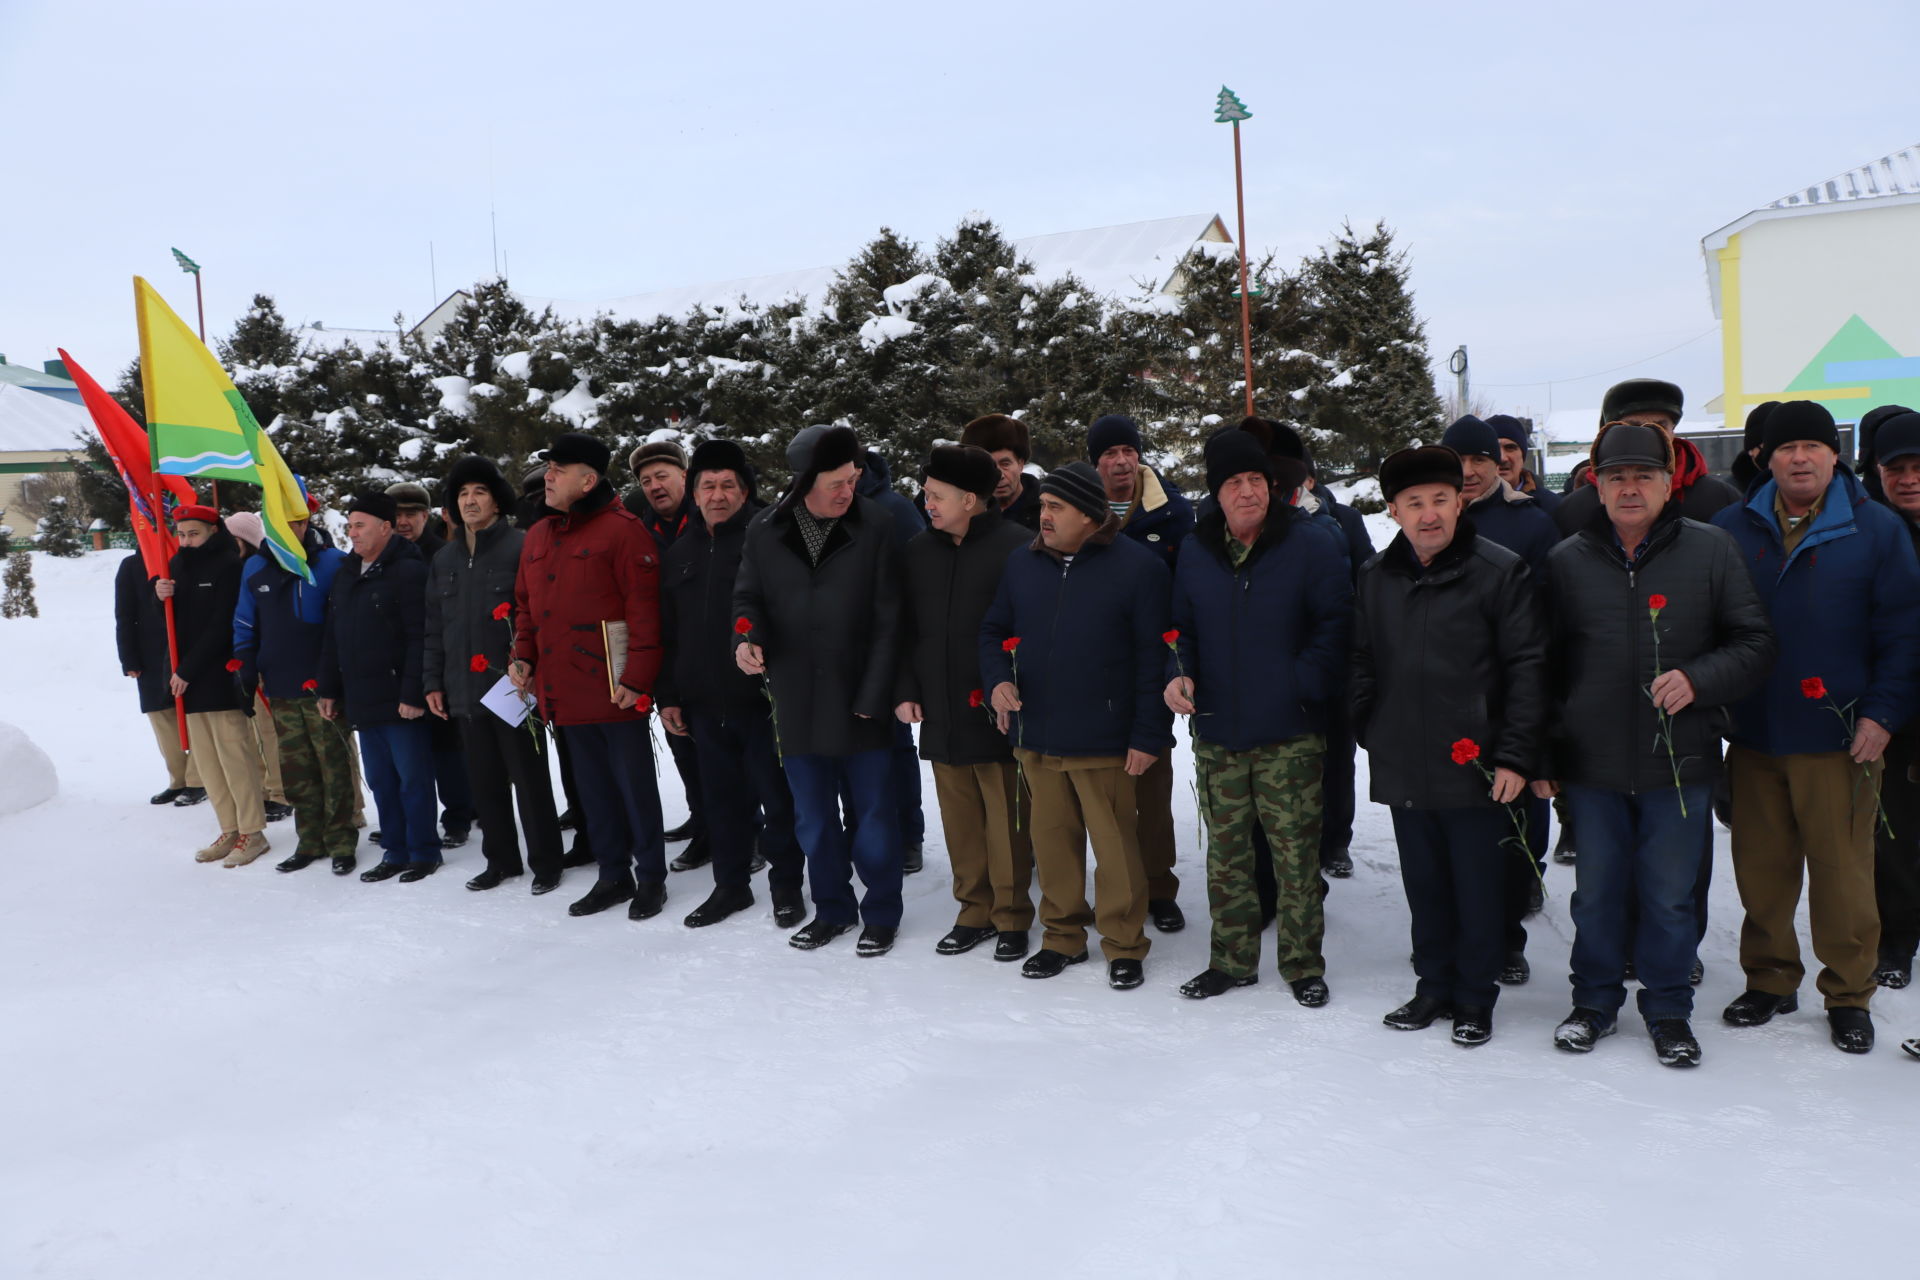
[62,345,203,795]
[158,504,270,865]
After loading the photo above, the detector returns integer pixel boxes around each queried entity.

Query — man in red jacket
[511,432,669,921]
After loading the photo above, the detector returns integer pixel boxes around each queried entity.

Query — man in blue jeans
[317,492,441,882]
[1535,424,1775,1065]
[734,426,906,956]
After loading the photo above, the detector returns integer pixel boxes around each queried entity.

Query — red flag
[61,348,200,755]
[59,348,197,578]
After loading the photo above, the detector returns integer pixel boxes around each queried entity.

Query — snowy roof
[1765,146,1920,211]
[292,321,404,353]
[529,214,1232,327]
[0,362,76,391]
[1540,407,1727,454]
[1701,144,1920,312]
[0,382,89,453]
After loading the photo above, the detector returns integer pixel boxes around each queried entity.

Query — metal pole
[1448,345,1470,416]
[1232,121,1255,418]
[194,271,220,507]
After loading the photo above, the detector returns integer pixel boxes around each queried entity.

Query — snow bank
[0,720,56,815]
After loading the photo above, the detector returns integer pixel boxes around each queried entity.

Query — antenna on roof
[429,240,438,309]
[489,135,500,278]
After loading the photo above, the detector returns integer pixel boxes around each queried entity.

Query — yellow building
[1702,145,1920,444]
[0,383,88,526]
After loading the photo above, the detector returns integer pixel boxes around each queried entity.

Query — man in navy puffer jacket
[981,461,1172,992]
[1166,430,1351,1004]
[1712,401,1920,1053]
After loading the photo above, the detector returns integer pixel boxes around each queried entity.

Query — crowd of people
[112,377,1920,1065]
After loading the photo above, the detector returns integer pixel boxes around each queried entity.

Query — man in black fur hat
[961,413,1041,531]
[658,439,809,931]
[424,456,566,894]
[735,425,907,956]
[1353,446,1547,1047]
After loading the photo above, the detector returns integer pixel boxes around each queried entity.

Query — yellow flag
[135,277,310,580]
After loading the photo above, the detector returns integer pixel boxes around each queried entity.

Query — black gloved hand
[234,668,259,715]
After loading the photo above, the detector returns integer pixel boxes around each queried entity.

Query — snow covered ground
[4,551,1916,1280]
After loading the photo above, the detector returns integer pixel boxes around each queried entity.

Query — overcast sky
[4,0,1910,424]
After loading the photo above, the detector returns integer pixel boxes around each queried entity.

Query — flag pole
[171,248,218,507]
[139,276,194,757]
[1215,87,1256,418]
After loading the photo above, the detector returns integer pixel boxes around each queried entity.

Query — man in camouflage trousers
[1165,430,1352,1002]
[232,510,359,874]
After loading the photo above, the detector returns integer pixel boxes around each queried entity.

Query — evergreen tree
[2,552,38,618]
[1295,220,1443,475]
[35,496,84,557]
[824,227,931,327]
[403,280,582,472]
[1132,247,1328,490]
[72,437,131,530]
[113,358,144,425]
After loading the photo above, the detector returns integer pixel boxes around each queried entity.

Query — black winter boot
[1383,994,1453,1030]
[1829,1007,1875,1054]
[771,885,808,929]
[1723,989,1797,1027]
[1649,1019,1702,1067]
[568,878,636,917]
[1552,1008,1616,1053]
[1180,968,1256,999]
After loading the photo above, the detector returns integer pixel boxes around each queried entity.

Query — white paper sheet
[480,673,535,728]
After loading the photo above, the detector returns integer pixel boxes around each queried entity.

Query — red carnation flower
[1801,676,1827,700]
[1450,738,1481,766]
[1648,594,1668,611]
[734,617,753,635]
[1002,637,1021,653]
[301,679,318,693]
[491,602,512,621]
[968,689,984,708]
[636,693,653,714]
[224,659,242,673]
[469,655,489,673]
[1162,629,1180,646]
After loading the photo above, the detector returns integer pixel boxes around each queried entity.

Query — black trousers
[1502,792,1551,952]
[688,708,803,894]
[554,719,590,859]
[665,726,707,839]
[459,714,563,878]
[562,720,667,887]
[1877,730,1920,963]
[430,712,476,833]
[1318,695,1357,861]
[1393,806,1511,1010]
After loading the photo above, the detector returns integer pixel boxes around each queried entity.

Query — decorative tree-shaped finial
[1214,86,1251,124]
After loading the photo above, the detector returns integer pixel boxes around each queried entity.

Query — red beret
[172,504,220,525]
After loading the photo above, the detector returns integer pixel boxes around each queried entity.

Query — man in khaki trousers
[157,506,269,867]
[895,445,1036,961]
[981,462,1172,991]
[1711,402,1920,1053]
